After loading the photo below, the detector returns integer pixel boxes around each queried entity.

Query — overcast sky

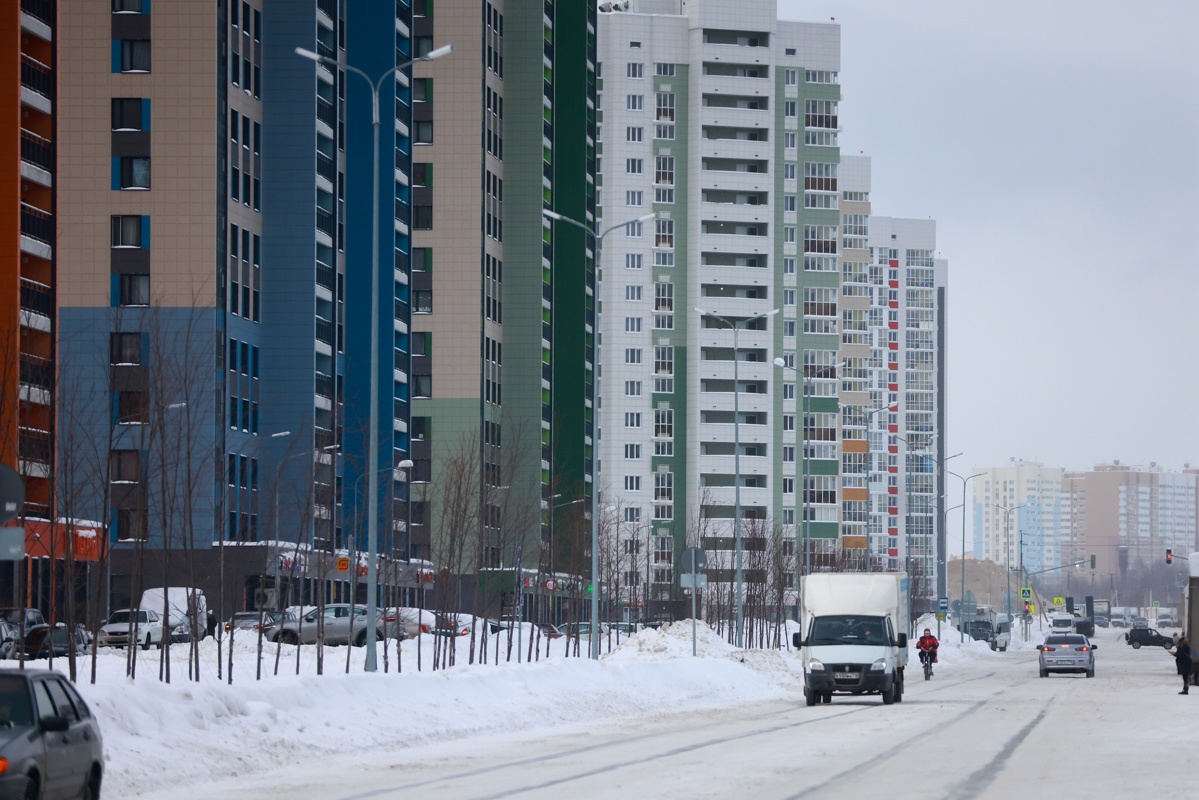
[779,0,1199,489]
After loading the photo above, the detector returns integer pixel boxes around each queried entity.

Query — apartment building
[44,0,427,616]
[973,459,1066,580]
[410,0,597,584]
[1062,462,1198,576]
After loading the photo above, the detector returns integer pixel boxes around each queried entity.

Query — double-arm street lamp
[296,42,454,673]
[696,306,779,648]
[948,470,986,642]
[542,208,656,660]
[993,502,1032,620]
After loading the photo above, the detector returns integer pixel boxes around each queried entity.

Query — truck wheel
[881,684,896,705]
[804,688,817,707]
[1131,641,1141,649]
[894,679,904,703]
[990,641,997,651]
[999,646,1007,652]
[822,692,832,704]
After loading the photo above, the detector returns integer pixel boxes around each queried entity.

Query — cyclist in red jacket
[916,628,939,674]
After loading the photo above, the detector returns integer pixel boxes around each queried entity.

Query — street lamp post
[939,502,963,640]
[296,42,454,673]
[993,502,1031,620]
[862,402,897,573]
[397,459,414,606]
[948,470,985,642]
[542,209,656,659]
[697,306,779,649]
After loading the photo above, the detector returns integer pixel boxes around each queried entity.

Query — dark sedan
[0,669,103,799]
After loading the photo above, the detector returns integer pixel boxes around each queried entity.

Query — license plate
[834,671,859,680]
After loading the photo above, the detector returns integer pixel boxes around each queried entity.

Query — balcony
[19,429,51,464]
[20,203,52,245]
[19,279,52,317]
[19,355,53,391]
[317,0,336,20]
[315,371,334,399]
[21,55,52,102]
[317,97,336,130]
[316,207,335,237]
[20,131,52,173]
[21,0,52,26]
[315,317,334,346]
[316,261,335,291]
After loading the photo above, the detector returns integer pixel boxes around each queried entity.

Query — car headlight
[869,659,887,672]
[807,658,825,671]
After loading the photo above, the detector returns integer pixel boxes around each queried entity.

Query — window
[655,123,675,140]
[627,63,644,78]
[412,163,431,187]
[625,317,642,332]
[624,507,641,524]
[783,446,795,463]
[626,126,643,142]
[784,131,797,149]
[118,157,151,189]
[110,332,142,365]
[413,205,433,229]
[624,443,642,459]
[412,374,432,398]
[784,226,797,244]
[654,156,674,185]
[655,93,675,122]
[654,187,675,204]
[784,100,797,118]
[625,285,643,301]
[625,221,644,238]
[784,68,799,85]
[655,219,674,248]
[654,408,673,439]
[413,290,432,313]
[654,346,674,393]
[783,288,796,306]
[805,70,839,84]
[625,253,643,270]
[413,78,432,102]
[626,95,644,110]
[111,216,144,248]
[117,40,151,73]
[118,274,150,306]
[783,195,797,212]
[626,190,643,206]
[115,390,149,424]
[624,381,642,397]
[624,476,642,491]
[111,98,145,130]
[655,63,675,76]
[625,348,642,365]
[626,158,643,174]
[412,247,431,272]
[784,163,797,181]
[625,412,642,428]
[413,121,434,144]
[110,450,141,482]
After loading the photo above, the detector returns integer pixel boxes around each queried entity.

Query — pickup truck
[1124,627,1173,649]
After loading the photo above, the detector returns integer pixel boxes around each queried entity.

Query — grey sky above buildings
[781,0,1199,485]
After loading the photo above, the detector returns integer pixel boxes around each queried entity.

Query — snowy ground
[13,615,1195,798]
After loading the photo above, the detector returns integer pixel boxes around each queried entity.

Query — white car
[96,608,166,649]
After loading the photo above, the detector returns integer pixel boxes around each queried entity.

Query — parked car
[1110,616,1128,628]
[1131,616,1149,628]
[430,613,472,638]
[560,622,609,639]
[0,608,46,630]
[1094,615,1109,628]
[1125,627,1173,649]
[608,622,642,637]
[96,608,166,650]
[388,607,434,638]
[225,611,281,633]
[5,624,91,660]
[262,604,403,646]
[535,622,564,640]
[0,668,104,799]
[1037,633,1097,678]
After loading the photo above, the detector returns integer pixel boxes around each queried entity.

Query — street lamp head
[323,443,340,452]
[397,459,414,469]
[421,44,455,61]
[772,357,787,368]
[166,402,187,409]
[270,431,292,439]
[294,47,321,62]
[635,212,657,223]
[541,208,565,221]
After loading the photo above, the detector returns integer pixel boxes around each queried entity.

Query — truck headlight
[807,658,826,671]
[869,659,887,672]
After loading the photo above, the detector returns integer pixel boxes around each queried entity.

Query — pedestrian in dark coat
[1173,636,1193,695]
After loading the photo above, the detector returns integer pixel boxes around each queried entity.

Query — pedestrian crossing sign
[1020,588,1031,600]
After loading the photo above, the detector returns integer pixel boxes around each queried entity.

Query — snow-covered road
[97,620,1195,800]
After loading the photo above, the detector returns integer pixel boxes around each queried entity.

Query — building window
[115,390,150,424]
[784,100,797,118]
[627,63,644,78]
[111,98,146,130]
[117,157,151,189]
[655,219,674,249]
[116,40,151,73]
[624,348,642,365]
[624,443,642,459]
[624,475,642,491]
[625,253,643,270]
[626,126,643,142]
[118,274,150,306]
[413,121,433,144]
[655,123,675,140]
[655,63,675,76]
[625,285,642,301]
[111,215,144,248]
[110,450,141,483]
[413,205,433,229]
[784,68,798,85]
[412,374,432,398]
[109,332,142,365]
[626,94,644,111]
[626,158,643,174]
[654,156,674,186]
[625,412,642,428]
[626,190,643,206]
[624,381,642,397]
[413,290,432,313]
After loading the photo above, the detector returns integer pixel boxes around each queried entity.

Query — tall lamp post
[939,502,963,639]
[773,358,844,587]
[397,459,414,606]
[542,209,656,660]
[296,42,454,673]
[993,502,1031,620]
[696,306,779,649]
[948,470,985,642]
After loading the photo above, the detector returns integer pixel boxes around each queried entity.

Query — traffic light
[1166,548,1173,565]
[1024,601,1031,615]
[1090,553,1096,569]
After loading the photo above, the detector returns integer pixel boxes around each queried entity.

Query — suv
[0,668,104,799]
[263,604,400,646]
[1125,627,1173,649]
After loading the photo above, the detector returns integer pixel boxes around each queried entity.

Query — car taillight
[382,615,397,622]
[420,624,430,634]
[460,628,469,636]
[1041,646,1055,651]
[1077,646,1089,651]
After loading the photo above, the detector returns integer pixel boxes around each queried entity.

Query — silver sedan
[1037,633,1097,678]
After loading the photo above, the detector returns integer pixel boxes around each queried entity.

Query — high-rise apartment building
[46,0,426,615]
[596,0,947,609]
[1062,462,1198,576]
[973,460,1066,579]
[410,0,596,583]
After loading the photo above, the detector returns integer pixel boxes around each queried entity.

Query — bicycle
[919,649,935,680]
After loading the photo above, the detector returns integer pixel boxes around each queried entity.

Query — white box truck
[141,587,207,644]
[791,573,910,706]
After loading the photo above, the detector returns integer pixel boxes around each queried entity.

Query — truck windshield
[807,615,889,646]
